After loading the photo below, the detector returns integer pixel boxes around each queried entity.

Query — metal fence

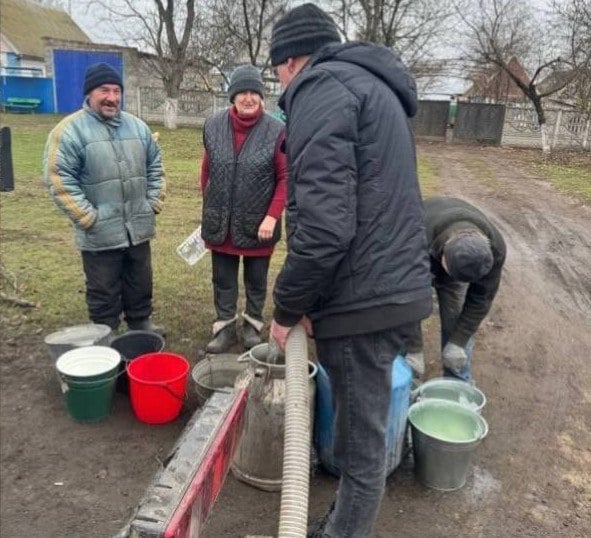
[412,100,449,139]
[128,87,280,127]
[130,87,590,151]
[126,87,215,126]
[453,103,506,145]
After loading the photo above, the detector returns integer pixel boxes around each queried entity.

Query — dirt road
[1,142,590,537]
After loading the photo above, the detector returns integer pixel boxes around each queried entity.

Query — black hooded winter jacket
[273,42,432,339]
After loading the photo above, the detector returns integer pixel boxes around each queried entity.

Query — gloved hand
[405,351,425,378]
[442,342,468,374]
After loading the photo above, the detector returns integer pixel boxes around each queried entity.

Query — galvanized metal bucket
[191,353,247,405]
[231,343,317,491]
[409,399,488,491]
[417,377,486,413]
[45,323,112,362]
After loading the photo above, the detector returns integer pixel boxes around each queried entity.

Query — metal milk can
[231,342,317,491]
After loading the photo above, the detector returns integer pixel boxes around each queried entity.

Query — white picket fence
[502,105,590,151]
[128,86,590,152]
[126,87,280,127]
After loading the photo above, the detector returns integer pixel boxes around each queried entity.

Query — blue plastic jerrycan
[314,355,412,476]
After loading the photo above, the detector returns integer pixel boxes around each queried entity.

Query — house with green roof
[0,0,90,77]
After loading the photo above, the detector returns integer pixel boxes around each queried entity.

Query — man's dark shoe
[307,501,335,538]
[127,318,165,336]
[206,322,238,353]
[243,322,262,350]
[307,515,329,538]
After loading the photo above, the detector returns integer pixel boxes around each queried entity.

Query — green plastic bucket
[56,346,121,422]
[409,399,488,491]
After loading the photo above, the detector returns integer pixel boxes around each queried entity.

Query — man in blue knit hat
[44,62,166,334]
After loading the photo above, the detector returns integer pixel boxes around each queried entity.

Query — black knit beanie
[270,3,341,66]
[83,62,123,95]
[228,65,265,103]
[443,234,493,282]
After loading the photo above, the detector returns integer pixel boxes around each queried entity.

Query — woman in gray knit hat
[199,65,287,353]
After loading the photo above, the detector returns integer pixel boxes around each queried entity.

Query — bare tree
[93,0,197,129]
[456,0,580,152]
[189,0,286,86]
[327,0,456,82]
[551,0,591,116]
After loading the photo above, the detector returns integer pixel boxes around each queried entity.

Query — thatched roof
[0,0,91,60]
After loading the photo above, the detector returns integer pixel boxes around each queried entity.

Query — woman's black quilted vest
[202,110,283,248]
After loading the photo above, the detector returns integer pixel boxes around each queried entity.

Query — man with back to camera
[405,196,507,383]
[44,62,166,334]
[268,4,433,537]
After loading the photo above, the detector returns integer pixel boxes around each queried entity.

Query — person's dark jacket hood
[280,42,418,118]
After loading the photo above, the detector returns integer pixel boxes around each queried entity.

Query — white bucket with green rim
[55,346,121,422]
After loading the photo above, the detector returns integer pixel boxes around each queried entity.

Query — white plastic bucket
[55,346,121,422]
[56,346,121,378]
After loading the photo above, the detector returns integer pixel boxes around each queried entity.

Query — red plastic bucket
[127,352,189,424]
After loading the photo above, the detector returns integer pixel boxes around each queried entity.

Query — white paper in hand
[177,226,208,265]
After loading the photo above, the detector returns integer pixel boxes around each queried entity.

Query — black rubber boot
[206,322,238,354]
[127,318,165,336]
[243,322,262,350]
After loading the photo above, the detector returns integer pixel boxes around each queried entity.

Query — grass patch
[513,149,591,205]
[417,153,440,196]
[0,114,494,361]
[462,156,501,189]
[538,161,591,204]
[0,114,288,360]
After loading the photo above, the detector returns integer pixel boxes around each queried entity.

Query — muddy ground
[1,142,590,538]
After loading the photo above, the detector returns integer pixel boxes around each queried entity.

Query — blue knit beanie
[83,63,123,95]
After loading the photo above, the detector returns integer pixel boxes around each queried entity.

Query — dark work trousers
[81,242,153,330]
[435,279,474,382]
[315,325,411,538]
[211,251,270,322]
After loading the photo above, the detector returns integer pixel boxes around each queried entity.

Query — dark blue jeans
[81,242,152,330]
[435,279,474,383]
[315,326,409,537]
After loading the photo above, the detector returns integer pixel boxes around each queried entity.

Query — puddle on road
[464,466,501,504]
